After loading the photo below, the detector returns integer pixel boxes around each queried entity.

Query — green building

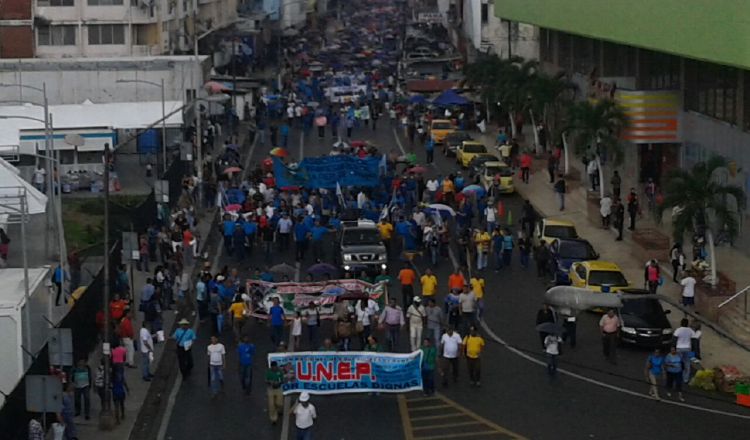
[493,0,750,201]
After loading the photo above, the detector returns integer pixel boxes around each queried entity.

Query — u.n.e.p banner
[267,351,423,395]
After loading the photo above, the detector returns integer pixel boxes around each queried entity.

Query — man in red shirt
[448,269,466,292]
[118,311,136,367]
[109,294,127,321]
[520,151,533,184]
[398,264,416,308]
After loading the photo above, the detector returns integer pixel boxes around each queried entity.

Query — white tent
[0,157,47,215]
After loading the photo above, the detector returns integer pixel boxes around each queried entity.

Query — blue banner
[267,351,423,395]
[273,155,382,189]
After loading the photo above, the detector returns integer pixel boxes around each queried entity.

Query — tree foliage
[564,99,628,165]
[658,156,746,242]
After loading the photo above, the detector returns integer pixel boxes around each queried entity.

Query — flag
[497,200,505,218]
[507,209,513,225]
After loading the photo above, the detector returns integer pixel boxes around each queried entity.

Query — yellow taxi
[481,161,515,194]
[429,119,455,144]
[568,261,630,293]
[456,141,489,168]
[533,218,578,247]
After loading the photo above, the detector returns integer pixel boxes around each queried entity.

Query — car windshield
[621,298,664,317]
[432,122,452,130]
[588,270,628,287]
[343,229,382,246]
[448,133,470,143]
[486,166,514,177]
[558,241,596,259]
[463,144,486,153]
[544,225,578,239]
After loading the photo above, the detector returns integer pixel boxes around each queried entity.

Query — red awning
[406,79,456,93]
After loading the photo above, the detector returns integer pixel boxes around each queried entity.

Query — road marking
[412,421,483,430]
[478,320,750,420]
[399,393,527,440]
[392,127,407,155]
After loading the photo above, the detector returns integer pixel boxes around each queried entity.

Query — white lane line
[479,320,750,420]
[392,127,407,156]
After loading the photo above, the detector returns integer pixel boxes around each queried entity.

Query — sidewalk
[471,125,750,374]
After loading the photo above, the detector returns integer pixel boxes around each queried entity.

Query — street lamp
[116,79,168,175]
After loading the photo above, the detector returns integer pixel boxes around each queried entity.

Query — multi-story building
[0,0,34,57]
[457,0,537,61]
[494,0,750,201]
[0,0,237,58]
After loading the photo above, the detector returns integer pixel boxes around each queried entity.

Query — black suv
[617,289,673,347]
[443,131,472,156]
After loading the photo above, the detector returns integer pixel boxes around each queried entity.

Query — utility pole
[193,0,203,206]
[99,144,115,430]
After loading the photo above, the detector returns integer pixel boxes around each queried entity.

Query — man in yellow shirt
[470,276,485,318]
[473,229,491,271]
[378,218,394,257]
[442,177,455,206]
[228,299,247,343]
[420,268,438,298]
[463,326,485,387]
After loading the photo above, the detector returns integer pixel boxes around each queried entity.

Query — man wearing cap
[292,392,317,440]
[172,319,196,379]
[406,297,426,352]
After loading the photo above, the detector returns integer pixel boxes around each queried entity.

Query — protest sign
[268,351,423,395]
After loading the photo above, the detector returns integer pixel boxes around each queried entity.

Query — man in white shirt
[276,213,293,251]
[406,297,426,352]
[139,322,154,381]
[412,209,426,228]
[293,392,317,438]
[425,178,439,203]
[673,318,695,383]
[440,328,462,386]
[458,287,476,334]
[483,205,496,232]
[207,335,226,398]
[32,166,46,193]
[680,275,697,307]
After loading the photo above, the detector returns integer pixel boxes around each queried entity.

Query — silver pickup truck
[340,219,388,275]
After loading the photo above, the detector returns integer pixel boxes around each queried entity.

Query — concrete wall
[0,57,207,104]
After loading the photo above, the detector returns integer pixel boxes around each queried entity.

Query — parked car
[429,119,455,144]
[443,131,472,156]
[549,238,599,284]
[617,289,673,347]
[479,161,515,194]
[456,141,488,168]
[568,261,630,294]
[468,154,499,177]
[533,218,579,247]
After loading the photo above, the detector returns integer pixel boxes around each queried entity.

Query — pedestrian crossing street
[398,393,527,440]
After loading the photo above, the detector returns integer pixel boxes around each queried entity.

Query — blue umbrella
[462,184,486,197]
[409,95,427,105]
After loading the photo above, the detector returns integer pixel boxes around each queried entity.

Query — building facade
[458,0,537,61]
[0,0,34,57]
[494,0,750,202]
[0,0,237,58]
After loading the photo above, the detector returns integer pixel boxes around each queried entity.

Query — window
[88,0,123,5]
[132,24,151,45]
[557,32,571,72]
[539,29,553,63]
[88,24,125,45]
[480,3,488,24]
[685,60,738,124]
[743,72,750,131]
[37,25,76,46]
[572,35,595,74]
[602,42,636,77]
[37,0,74,6]
[638,49,680,90]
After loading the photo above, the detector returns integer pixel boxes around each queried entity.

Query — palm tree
[564,99,628,198]
[526,71,577,155]
[464,56,539,138]
[657,156,746,286]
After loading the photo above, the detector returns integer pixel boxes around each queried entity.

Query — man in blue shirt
[269,298,285,348]
[172,318,197,379]
[310,221,329,262]
[223,216,235,256]
[294,218,310,261]
[243,218,257,255]
[237,336,256,395]
[425,137,435,164]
